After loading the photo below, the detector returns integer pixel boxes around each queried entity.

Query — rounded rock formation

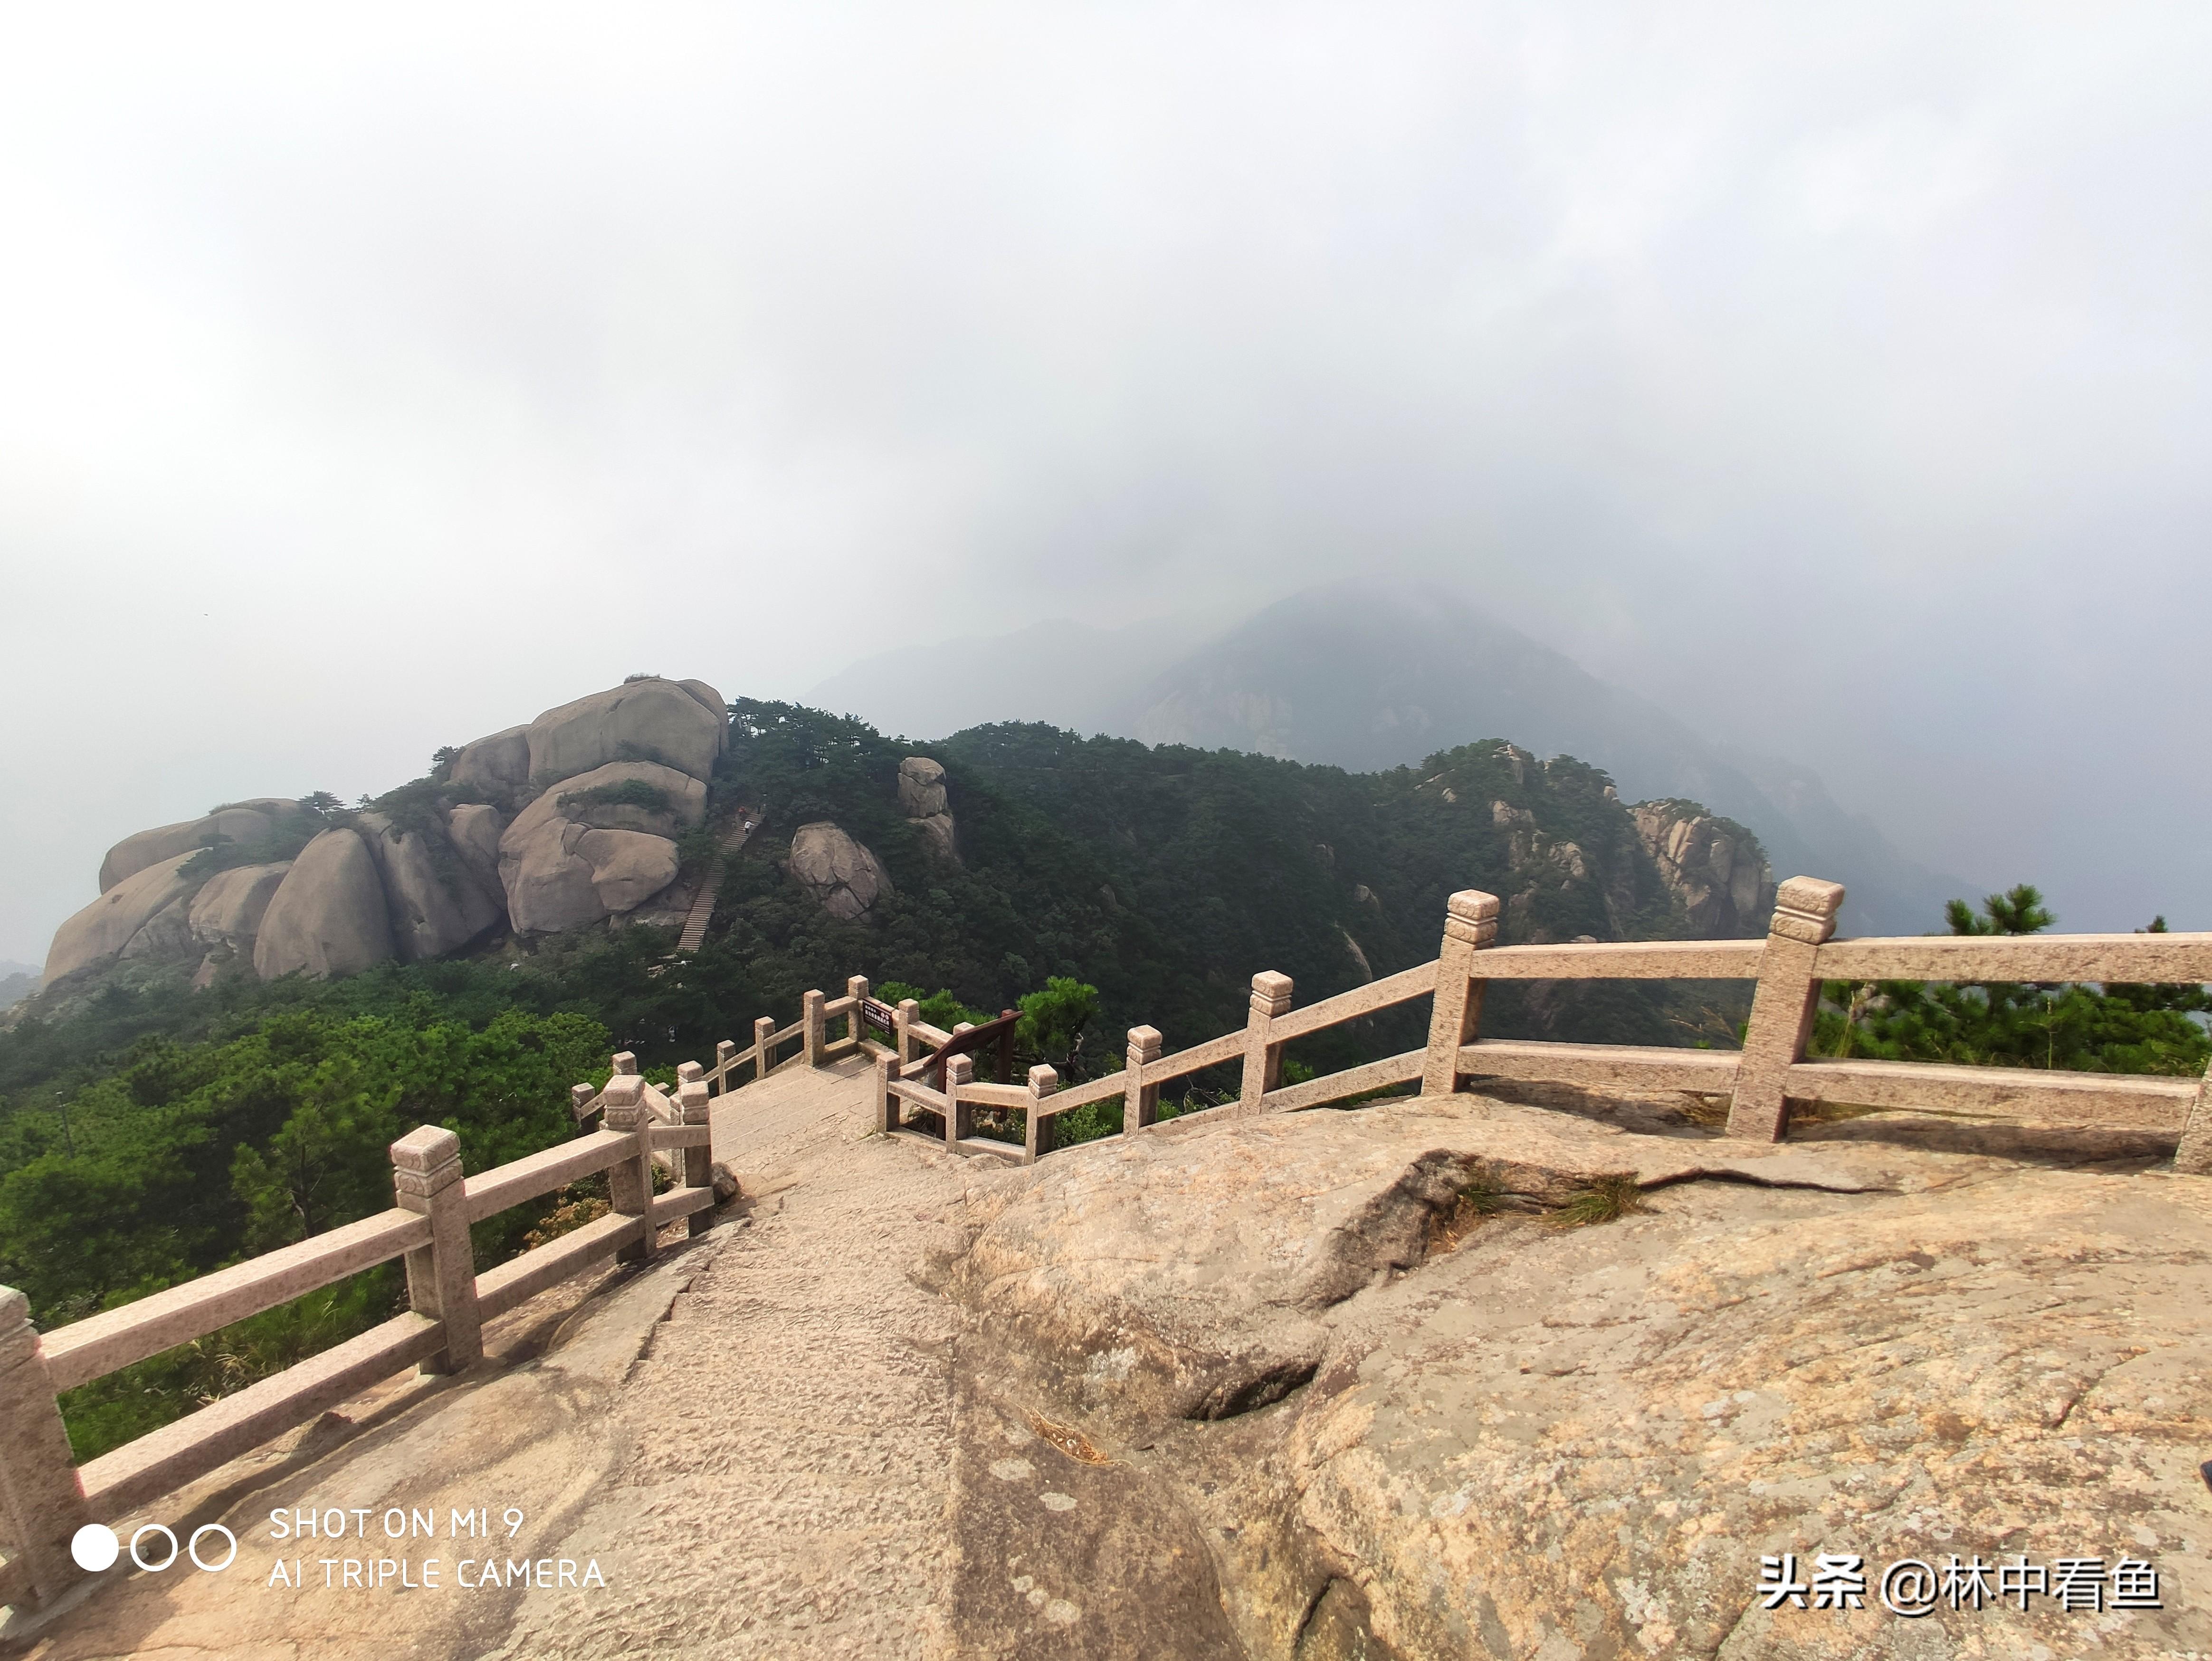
[97,802,297,893]
[187,862,292,951]
[446,803,505,894]
[499,820,682,934]
[787,823,892,921]
[355,811,505,962]
[253,829,398,980]
[525,678,725,788]
[897,756,958,863]
[896,757,948,818]
[502,761,706,848]
[45,852,203,983]
[447,725,531,794]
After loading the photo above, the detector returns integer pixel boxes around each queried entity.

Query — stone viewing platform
[5,883,2211,1656]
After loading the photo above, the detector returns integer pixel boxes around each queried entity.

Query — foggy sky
[4,2,2209,964]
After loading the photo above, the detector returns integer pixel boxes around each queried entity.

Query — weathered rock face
[96,802,296,893]
[45,853,202,982]
[786,822,892,921]
[1633,798,1774,936]
[525,678,725,787]
[936,1096,2212,1661]
[499,821,682,934]
[445,802,505,895]
[898,756,959,863]
[252,829,397,979]
[185,862,290,949]
[503,761,706,847]
[447,724,531,793]
[355,811,504,961]
[898,756,949,817]
[494,760,701,932]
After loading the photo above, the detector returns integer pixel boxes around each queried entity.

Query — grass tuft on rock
[1430,1169,1506,1251]
[1547,1173,1651,1229]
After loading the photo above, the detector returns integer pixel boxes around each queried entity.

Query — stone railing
[7,876,2208,1612]
[857,876,2212,1171]
[0,1062,717,1613]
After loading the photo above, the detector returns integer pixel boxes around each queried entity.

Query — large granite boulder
[446,802,505,894]
[934,1096,2212,1660]
[503,761,706,847]
[355,811,504,961]
[187,862,291,950]
[499,821,681,934]
[96,801,297,893]
[787,822,891,920]
[45,852,202,982]
[525,678,725,787]
[253,829,397,979]
[898,756,959,862]
[447,725,531,793]
[897,756,948,817]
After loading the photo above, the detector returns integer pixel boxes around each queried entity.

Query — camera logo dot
[68,1520,236,1575]
[71,1524,119,1572]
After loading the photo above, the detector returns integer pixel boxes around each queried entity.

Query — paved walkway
[494,1054,970,1659]
[7,1056,973,1661]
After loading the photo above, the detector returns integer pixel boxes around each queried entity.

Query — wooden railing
[0,1066,718,1612]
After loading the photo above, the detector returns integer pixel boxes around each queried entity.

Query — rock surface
[499,820,681,934]
[354,811,504,961]
[898,756,950,817]
[525,678,725,786]
[787,822,893,920]
[501,760,706,847]
[185,862,291,950]
[931,1094,2212,1660]
[252,829,397,979]
[43,853,201,982]
[95,802,295,893]
[1632,798,1774,936]
[445,802,505,894]
[447,723,531,793]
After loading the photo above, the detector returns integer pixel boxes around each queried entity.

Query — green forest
[2,700,2202,1460]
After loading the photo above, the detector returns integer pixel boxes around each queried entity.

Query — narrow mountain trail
[672,812,754,955]
[492,1054,973,1660]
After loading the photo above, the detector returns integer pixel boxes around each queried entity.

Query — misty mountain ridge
[811,581,1967,935]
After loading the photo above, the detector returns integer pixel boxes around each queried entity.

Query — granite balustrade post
[896,999,921,1068]
[714,1040,738,1095]
[802,991,826,1067]
[0,1288,91,1608]
[1239,973,1294,1112]
[1024,1065,1059,1164]
[601,1076,658,1265]
[677,1079,714,1236]
[847,976,870,1046]
[1421,890,1500,1097]
[390,1125,482,1375]
[1726,878,1848,1142]
[945,1055,974,1148]
[1123,1026,1163,1134]
[873,1053,897,1134]
[753,1016,776,1082]
[2176,1060,2212,1175]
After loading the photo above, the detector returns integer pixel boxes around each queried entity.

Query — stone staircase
[674,813,754,955]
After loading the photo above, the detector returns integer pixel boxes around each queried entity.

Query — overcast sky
[4,2,2208,964]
